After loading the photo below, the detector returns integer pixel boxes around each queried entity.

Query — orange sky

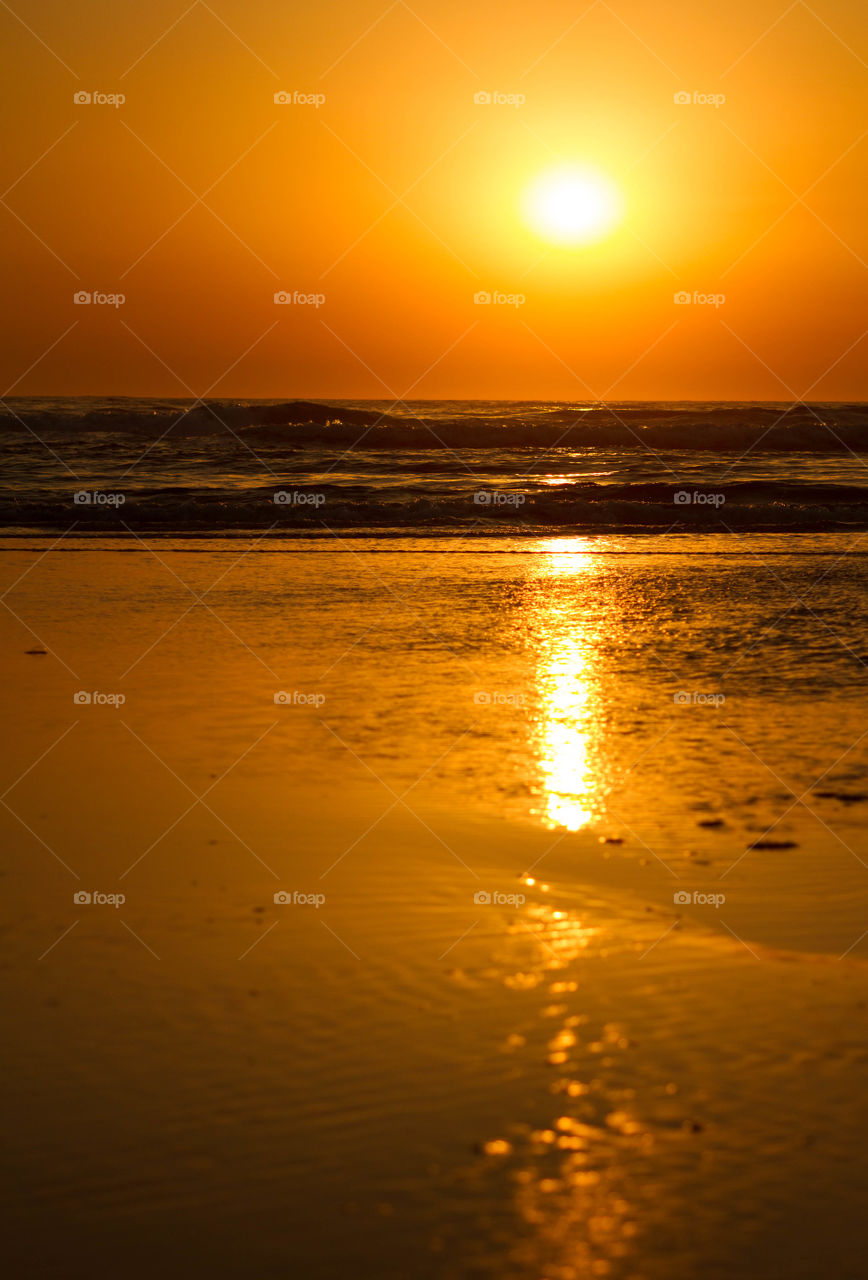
[2,0,866,399]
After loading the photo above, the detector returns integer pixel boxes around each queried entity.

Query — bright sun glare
[522,168,622,246]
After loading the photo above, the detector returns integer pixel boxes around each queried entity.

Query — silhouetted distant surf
[3,398,868,533]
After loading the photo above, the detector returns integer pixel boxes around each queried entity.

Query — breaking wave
[4,398,868,533]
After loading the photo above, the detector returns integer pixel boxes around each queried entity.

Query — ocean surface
[4,398,868,533]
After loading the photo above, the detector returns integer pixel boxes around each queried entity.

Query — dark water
[3,398,868,532]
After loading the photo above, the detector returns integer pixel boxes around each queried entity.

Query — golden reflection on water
[485,898,644,1279]
[529,539,608,833]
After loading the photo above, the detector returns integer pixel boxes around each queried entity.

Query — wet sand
[2,537,867,1277]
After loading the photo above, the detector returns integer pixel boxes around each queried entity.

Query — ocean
[4,398,868,532]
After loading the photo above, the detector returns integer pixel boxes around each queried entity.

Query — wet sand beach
[2,535,868,1277]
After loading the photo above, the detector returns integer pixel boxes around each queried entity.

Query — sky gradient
[2,0,867,398]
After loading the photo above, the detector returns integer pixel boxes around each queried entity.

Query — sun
[522,167,622,246]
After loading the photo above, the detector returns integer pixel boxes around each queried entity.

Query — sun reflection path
[538,637,595,830]
[477,895,651,1280]
[530,540,609,833]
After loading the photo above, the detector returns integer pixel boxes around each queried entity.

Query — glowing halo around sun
[522,167,623,246]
